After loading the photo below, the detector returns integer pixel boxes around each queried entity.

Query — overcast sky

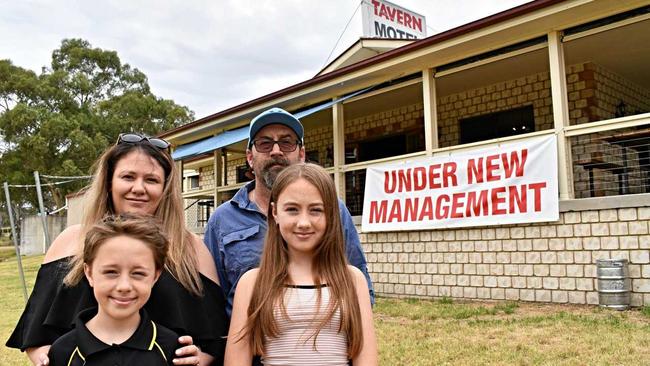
[1,0,529,120]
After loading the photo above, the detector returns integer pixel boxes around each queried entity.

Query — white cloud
[1,0,528,119]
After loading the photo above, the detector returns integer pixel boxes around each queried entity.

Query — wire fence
[571,126,650,198]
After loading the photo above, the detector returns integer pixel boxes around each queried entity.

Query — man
[204,107,374,316]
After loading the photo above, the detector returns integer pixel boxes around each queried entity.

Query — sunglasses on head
[117,133,170,150]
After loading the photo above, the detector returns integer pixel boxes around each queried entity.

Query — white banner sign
[362,135,559,232]
[361,0,427,39]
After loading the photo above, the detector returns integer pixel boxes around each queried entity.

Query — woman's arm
[350,266,378,366]
[224,269,258,366]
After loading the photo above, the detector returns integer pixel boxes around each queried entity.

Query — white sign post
[362,135,559,232]
[361,0,427,39]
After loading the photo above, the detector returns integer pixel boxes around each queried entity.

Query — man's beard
[260,157,290,190]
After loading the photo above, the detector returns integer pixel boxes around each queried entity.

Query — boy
[48,214,178,365]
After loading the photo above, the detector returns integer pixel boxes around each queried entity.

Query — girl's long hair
[63,142,203,296]
[244,163,363,358]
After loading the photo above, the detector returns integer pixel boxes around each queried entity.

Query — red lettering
[412,16,422,32]
[384,170,397,193]
[396,9,404,25]
[502,149,528,178]
[397,168,411,192]
[428,164,441,189]
[509,185,527,213]
[413,167,427,191]
[443,162,458,187]
[418,196,433,221]
[404,198,419,222]
[371,0,380,15]
[435,195,450,219]
[369,200,388,223]
[491,187,507,215]
[467,157,484,184]
[404,13,412,29]
[379,4,389,19]
[486,154,500,181]
[466,190,489,217]
[450,193,464,218]
[388,199,402,222]
[529,182,547,212]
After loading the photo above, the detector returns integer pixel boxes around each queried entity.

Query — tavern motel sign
[362,0,427,39]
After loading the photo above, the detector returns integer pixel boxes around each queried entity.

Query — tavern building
[160,0,650,307]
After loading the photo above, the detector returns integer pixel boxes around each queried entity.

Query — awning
[294,86,374,118]
[172,127,248,161]
[172,85,375,161]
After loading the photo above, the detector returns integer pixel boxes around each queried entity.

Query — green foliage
[641,305,650,317]
[438,296,453,304]
[0,39,194,211]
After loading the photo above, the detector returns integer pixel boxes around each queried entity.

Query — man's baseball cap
[248,107,304,149]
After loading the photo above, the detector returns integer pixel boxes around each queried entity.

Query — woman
[7,133,227,366]
[225,163,377,365]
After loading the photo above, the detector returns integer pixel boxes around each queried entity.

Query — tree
[0,39,193,211]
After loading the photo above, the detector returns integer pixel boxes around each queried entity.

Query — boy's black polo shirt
[49,307,178,366]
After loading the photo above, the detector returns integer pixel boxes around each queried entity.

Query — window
[345,128,425,164]
[306,150,319,164]
[460,106,535,144]
[187,175,199,190]
[236,165,252,183]
[197,200,214,227]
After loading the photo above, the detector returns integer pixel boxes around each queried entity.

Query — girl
[49,214,178,365]
[225,163,377,365]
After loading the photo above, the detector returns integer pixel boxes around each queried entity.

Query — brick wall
[361,207,650,306]
[437,70,554,147]
[568,62,650,125]
[304,125,334,167]
[345,103,425,145]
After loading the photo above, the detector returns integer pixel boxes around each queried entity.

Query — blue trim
[294,86,374,119]
[172,126,248,161]
[172,85,375,161]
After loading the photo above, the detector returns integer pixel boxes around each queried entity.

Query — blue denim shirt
[204,181,374,316]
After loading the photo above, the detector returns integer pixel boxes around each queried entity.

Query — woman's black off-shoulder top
[6,257,228,361]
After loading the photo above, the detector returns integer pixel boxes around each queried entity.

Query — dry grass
[2,256,650,365]
[1,254,41,366]
[375,297,650,365]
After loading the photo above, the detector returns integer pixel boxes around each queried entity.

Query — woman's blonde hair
[243,163,363,358]
[63,141,203,295]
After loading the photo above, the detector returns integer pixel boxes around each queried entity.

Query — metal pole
[4,182,28,303]
[33,171,51,253]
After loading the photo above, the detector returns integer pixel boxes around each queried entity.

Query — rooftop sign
[362,0,427,39]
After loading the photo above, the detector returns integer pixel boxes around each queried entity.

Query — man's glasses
[252,138,300,153]
[117,133,170,150]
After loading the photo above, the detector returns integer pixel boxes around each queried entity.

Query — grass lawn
[2,253,650,365]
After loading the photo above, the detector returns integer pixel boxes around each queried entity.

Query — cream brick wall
[361,207,650,306]
[437,70,554,147]
[568,62,650,125]
[345,103,425,145]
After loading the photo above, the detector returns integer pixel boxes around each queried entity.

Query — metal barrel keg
[596,259,630,310]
